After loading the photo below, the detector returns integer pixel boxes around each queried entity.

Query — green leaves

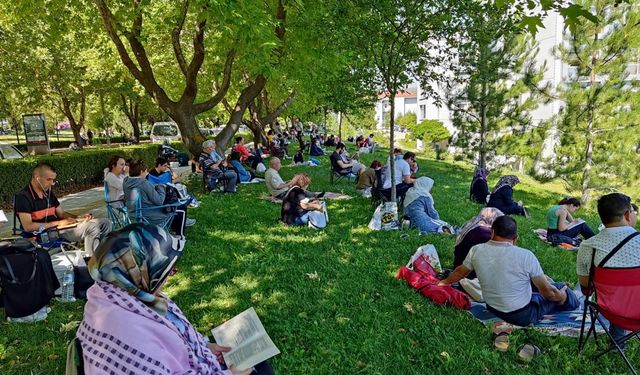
[519,15,546,37]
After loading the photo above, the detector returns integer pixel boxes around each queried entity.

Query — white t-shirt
[577,226,640,276]
[463,240,544,313]
[265,168,287,196]
[382,159,411,189]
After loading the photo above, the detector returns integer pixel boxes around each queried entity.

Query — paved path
[0,166,193,237]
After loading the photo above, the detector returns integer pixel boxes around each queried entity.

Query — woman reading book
[546,197,595,246]
[77,223,274,375]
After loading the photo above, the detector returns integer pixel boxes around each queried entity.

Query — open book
[566,218,585,230]
[211,307,280,371]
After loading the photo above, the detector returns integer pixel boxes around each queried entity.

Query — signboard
[23,114,48,145]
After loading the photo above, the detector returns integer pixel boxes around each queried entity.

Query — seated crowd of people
[5,125,639,372]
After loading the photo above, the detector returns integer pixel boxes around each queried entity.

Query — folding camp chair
[103,181,130,230]
[578,231,640,375]
[12,195,68,251]
[329,153,355,185]
[127,188,182,231]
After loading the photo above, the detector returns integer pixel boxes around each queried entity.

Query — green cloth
[547,205,561,229]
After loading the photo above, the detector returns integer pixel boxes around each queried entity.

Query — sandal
[517,343,541,362]
[494,332,510,352]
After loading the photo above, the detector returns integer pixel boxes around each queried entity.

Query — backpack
[0,239,59,318]
[162,185,181,212]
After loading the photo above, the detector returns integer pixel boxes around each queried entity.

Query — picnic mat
[468,300,606,337]
[533,228,577,250]
[259,192,352,204]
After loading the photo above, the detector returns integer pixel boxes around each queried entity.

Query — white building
[374,89,418,130]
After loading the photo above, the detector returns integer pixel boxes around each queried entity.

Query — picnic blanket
[468,298,606,337]
[259,192,352,204]
[533,228,577,250]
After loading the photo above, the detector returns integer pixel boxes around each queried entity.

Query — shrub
[0,144,160,206]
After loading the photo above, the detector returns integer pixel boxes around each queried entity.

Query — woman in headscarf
[453,207,504,278]
[403,177,453,234]
[469,167,490,203]
[76,223,274,375]
[486,175,528,216]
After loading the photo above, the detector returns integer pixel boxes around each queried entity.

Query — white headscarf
[454,207,504,246]
[404,176,434,208]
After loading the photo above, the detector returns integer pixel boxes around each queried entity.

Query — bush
[0,144,161,206]
[13,137,151,152]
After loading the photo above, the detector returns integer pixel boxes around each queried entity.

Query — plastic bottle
[60,265,76,302]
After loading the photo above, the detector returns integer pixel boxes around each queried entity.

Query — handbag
[0,238,59,318]
[308,202,328,229]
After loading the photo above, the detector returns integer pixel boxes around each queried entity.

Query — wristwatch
[38,223,46,233]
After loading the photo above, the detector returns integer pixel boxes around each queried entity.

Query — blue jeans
[487,282,580,326]
[292,212,309,226]
[404,196,442,233]
[610,324,628,349]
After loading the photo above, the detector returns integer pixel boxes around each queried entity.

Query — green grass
[0,147,637,374]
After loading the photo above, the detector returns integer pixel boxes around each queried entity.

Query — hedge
[13,137,151,152]
[0,144,161,206]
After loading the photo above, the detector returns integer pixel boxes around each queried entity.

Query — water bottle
[60,265,76,302]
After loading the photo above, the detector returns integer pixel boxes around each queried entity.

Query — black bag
[0,239,59,318]
[73,265,93,300]
[163,185,181,212]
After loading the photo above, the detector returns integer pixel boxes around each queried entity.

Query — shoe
[185,218,196,226]
[189,200,201,208]
[494,332,510,352]
[517,344,541,362]
[523,206,531,219]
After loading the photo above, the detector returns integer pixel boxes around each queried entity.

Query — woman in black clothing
[486,175,528,216]
[469,167,490,203]
[281,173,324,226]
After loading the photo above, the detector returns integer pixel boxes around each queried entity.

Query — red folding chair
[578,232,640,375]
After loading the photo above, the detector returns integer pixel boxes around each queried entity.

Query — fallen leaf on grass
[48,354,58,360]
[60,321,80,333]
[403,302,415,314]
[440,351,450,360]
[306,271,319,280]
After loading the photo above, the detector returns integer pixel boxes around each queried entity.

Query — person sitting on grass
[104,155,128,206]
[486,175,529,217]
[439,216,580,327]
[77,223,274,375]
[403,176,454,234]
[546,197,595,246]
[199,140,238,193]
[356,160,382,198]
[265,157,290,199]
[309,139,324,156]
[233,136,265,170]
[577,193,640,351]
[123,159,194,237]
[15,162,112,256]
[453,207,504,278]
[281,173,325,226]
[469,167,490,204]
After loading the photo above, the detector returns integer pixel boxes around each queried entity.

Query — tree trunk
[581,50,598,205]
[170,108,205,157]
[389,94,396,203]
[60,92,86,149]
[215,75,267,154]
[479,81,488,169]
[121,94,141,141]
[338,111,343,140]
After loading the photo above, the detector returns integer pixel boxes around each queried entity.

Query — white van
[150,122,181,143]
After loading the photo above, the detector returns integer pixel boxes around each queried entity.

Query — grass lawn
[0,147,637,374]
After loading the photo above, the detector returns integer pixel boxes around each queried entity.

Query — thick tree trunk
[121,94,141,141]
[169,108,205,157]
[60,92,86,149]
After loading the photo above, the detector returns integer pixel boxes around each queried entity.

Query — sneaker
[185,218,196,226]
[189,200,201,208]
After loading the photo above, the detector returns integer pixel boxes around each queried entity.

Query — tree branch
[193,48,236,113]
[172,0,190,77]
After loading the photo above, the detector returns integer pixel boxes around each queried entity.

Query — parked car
[0,143,24,160]
[150,122,181,144]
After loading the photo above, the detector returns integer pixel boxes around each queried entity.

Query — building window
[419,105,426,119]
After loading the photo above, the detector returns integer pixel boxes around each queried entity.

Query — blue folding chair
[127,188,182,231]
[103,181,130,230]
